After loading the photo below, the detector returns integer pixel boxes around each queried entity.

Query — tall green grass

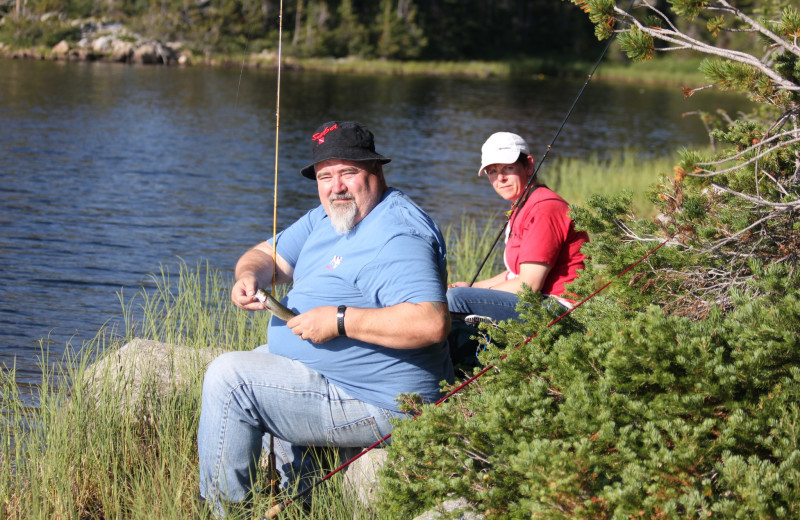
[593,56,707,85]
[271,55,706,83]
[540,150,677,217]
[0,150,673,518]
[444,216,506,285]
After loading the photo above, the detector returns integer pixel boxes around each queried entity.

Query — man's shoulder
[292,204,329,229]
[377,188,443,238]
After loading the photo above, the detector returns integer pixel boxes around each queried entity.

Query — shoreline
[0,41,707,86]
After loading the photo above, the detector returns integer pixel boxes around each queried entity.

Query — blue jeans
[446,286,522,322]
[197,344,407,517]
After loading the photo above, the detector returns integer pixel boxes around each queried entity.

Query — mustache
[329,194,355,203]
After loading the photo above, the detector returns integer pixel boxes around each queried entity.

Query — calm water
[0,58,748,398]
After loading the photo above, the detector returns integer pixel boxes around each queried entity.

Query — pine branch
[614,3,800,91]
[710,0,800,58]
[703,211,780,253]
[708,183,800,209]
[688,132,800,178]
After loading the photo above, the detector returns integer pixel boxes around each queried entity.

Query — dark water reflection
[0,59,749,398]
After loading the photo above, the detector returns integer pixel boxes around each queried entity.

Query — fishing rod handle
[264,502,284,518]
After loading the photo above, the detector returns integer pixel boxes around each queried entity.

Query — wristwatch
[337,305,347,337]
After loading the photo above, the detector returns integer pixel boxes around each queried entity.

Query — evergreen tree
[569,0,799,317]
[375,0,426,60]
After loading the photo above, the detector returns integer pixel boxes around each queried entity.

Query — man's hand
[287,306,338,343]
[231,274,268,311]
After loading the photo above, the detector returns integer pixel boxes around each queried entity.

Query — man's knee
[202,351,254,397]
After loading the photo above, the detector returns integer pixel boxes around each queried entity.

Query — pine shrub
[380,266,800,518]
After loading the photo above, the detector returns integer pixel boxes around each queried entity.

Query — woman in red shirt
[447,132,589,321]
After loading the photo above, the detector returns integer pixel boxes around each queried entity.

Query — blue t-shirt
[268,188,454,411]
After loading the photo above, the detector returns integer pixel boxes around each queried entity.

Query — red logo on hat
[312,124,338,144]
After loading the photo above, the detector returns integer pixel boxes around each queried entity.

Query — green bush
[379,265,800,518]
[0,15,81,48]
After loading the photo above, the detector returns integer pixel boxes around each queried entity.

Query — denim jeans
[197,344,408,517]
[446,286,522,322]
[446,287,571,323]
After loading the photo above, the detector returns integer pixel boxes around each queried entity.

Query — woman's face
[483,156,535,201]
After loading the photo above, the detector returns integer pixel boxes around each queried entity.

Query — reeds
[540,151,676,217]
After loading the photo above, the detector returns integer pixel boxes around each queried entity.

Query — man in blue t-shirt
[197,121,453,517]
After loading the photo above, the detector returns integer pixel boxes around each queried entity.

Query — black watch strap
[337,305,347,337]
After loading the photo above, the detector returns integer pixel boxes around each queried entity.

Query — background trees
[0,0,603,60]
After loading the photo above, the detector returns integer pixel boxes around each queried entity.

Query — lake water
[0,58,748,400]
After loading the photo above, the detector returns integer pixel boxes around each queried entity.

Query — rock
[412,497,483,520]
[110,40,134,62]
[132,42,160,64]
[51,40,70,58]
[342,448,387,508]
[71,47,96,61]
[91,35,113,55]
[81,338,224,418]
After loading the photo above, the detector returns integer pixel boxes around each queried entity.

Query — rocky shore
[0,19,279,67]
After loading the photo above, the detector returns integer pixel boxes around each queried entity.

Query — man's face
[483,156,535,201]
[315,159,385,234]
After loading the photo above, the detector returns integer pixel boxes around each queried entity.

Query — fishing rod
[264,231,678,518]
[267,0,285,500]
[469,13,625,286]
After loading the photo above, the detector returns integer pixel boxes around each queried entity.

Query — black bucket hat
[300,121,391,179]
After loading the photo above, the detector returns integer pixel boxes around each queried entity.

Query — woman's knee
[446,287,470,313]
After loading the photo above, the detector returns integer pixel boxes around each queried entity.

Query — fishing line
[265,232,677,518]
[271,0,284,273]
[268,0,285,502]
[235,43,248,110]
[469,4,631,286]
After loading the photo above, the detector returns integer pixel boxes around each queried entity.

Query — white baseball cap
[478,132,530,175]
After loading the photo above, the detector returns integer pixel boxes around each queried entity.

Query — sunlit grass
[539,150,676,217]
[252,54,707,83]
[0,262,272,519]
[445,216,506,285]
[593,55,707,85]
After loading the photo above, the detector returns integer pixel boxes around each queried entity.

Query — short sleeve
[356,233,446,307]
[269,206,325,268]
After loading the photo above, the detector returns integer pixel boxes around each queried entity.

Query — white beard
[328,196,358,235]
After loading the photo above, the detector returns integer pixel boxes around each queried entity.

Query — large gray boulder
[341,447,483,520]
[412,498,484,520]
[81,338,223,417]
[51,40,70,58]
[342,447,387,508]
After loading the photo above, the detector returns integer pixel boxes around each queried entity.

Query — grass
[0,152,672,518]
[254,54,707,84]
[592,55,708,85]
[540,150,678,217]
